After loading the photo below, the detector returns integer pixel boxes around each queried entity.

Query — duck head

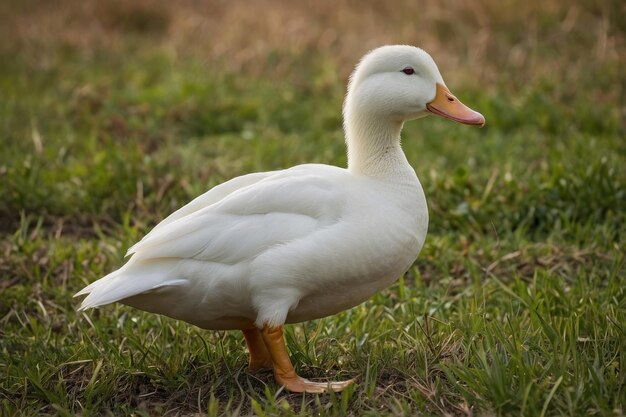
[344,45,485,127]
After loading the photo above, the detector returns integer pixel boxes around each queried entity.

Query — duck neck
[344,111,414,180]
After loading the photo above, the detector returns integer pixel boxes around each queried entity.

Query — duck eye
[402,67,415,75]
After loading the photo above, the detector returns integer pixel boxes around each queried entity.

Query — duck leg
[260,325,356,393]
[242,329,273,372]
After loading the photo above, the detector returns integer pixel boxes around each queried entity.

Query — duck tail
[74,258,185,311]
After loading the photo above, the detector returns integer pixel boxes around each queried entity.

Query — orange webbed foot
[275,373,356,393]
[259,324,356,393]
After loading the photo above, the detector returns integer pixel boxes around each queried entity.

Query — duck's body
[76,45,484,393]
[86,163,427,330]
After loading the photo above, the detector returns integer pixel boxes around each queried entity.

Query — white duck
[75,45,484,393]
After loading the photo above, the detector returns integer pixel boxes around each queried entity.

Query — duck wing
[75,165,346,310]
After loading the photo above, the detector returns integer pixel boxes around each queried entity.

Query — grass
[0,0,624,415]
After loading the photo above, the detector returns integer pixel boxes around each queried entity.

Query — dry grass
[3,1,624,84]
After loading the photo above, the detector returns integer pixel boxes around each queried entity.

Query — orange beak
[426,83,485,127]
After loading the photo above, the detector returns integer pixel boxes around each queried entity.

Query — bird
[75,45,484,393]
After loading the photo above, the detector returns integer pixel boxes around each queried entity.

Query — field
[1,0,624,415]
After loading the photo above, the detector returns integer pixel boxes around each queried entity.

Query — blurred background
[2,0,624,83]
[0,0,623,228]
[1,1,624,415]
